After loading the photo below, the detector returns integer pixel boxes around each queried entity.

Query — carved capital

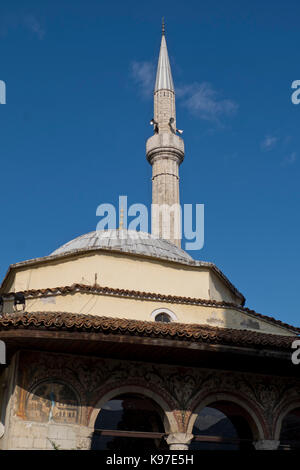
[166,432,193,450]
[253,440,280,450]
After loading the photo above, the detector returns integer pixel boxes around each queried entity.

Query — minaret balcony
[146,132,184,165]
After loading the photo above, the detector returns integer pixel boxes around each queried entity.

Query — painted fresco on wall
[25,381,79,424]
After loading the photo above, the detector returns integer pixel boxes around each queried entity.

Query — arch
[90,388,175,451]
[273,400,300,442]
[150,308,178,322]
[88,385,178,433]
[187,391,266,441]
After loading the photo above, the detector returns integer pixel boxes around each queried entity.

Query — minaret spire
[146,24,185,248]
[154,23,174,94]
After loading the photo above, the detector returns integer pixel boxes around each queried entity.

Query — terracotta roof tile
[0,311,297,351]
[1,283,298,334]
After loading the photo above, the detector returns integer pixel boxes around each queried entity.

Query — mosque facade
[0,26,299,451]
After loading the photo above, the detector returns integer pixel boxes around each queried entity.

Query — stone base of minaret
[147,132,184,248]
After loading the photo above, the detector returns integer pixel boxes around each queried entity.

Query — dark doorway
[190,401,254,450]
[279,407,300,450]
[91,393,167,450]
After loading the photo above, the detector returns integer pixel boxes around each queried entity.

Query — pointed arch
[88,384,178,433]
[187,391,266,440]
[273,399,300,441]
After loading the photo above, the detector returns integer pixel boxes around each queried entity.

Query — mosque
[0,24,299,451]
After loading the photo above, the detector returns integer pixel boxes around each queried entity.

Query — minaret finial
[162,17,165,36]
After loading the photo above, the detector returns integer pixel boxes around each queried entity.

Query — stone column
[166,432,193,450]
[253,439,280,450]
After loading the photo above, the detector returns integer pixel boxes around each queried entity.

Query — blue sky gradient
[0,0,299,325]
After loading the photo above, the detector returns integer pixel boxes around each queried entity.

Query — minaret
[146,21,184,248]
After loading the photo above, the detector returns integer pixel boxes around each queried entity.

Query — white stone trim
[151,308,178,322]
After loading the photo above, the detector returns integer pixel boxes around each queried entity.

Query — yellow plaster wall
[8,291,293,336]
[6,251,224,301]
[209,270,238,304]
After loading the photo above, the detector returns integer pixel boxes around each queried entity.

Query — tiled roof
[0,311,297,351]
[2,283,299,334]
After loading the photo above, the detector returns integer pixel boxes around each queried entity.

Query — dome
[51,229,193,263]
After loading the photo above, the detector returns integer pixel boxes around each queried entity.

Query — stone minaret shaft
[146,26,184,248]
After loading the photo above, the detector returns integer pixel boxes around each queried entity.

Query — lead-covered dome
[51,229,193,263]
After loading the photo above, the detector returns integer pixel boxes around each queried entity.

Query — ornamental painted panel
[16,350,300,435]
[25,380,79,424]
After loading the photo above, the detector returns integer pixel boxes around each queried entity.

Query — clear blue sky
[0,0,299,326]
